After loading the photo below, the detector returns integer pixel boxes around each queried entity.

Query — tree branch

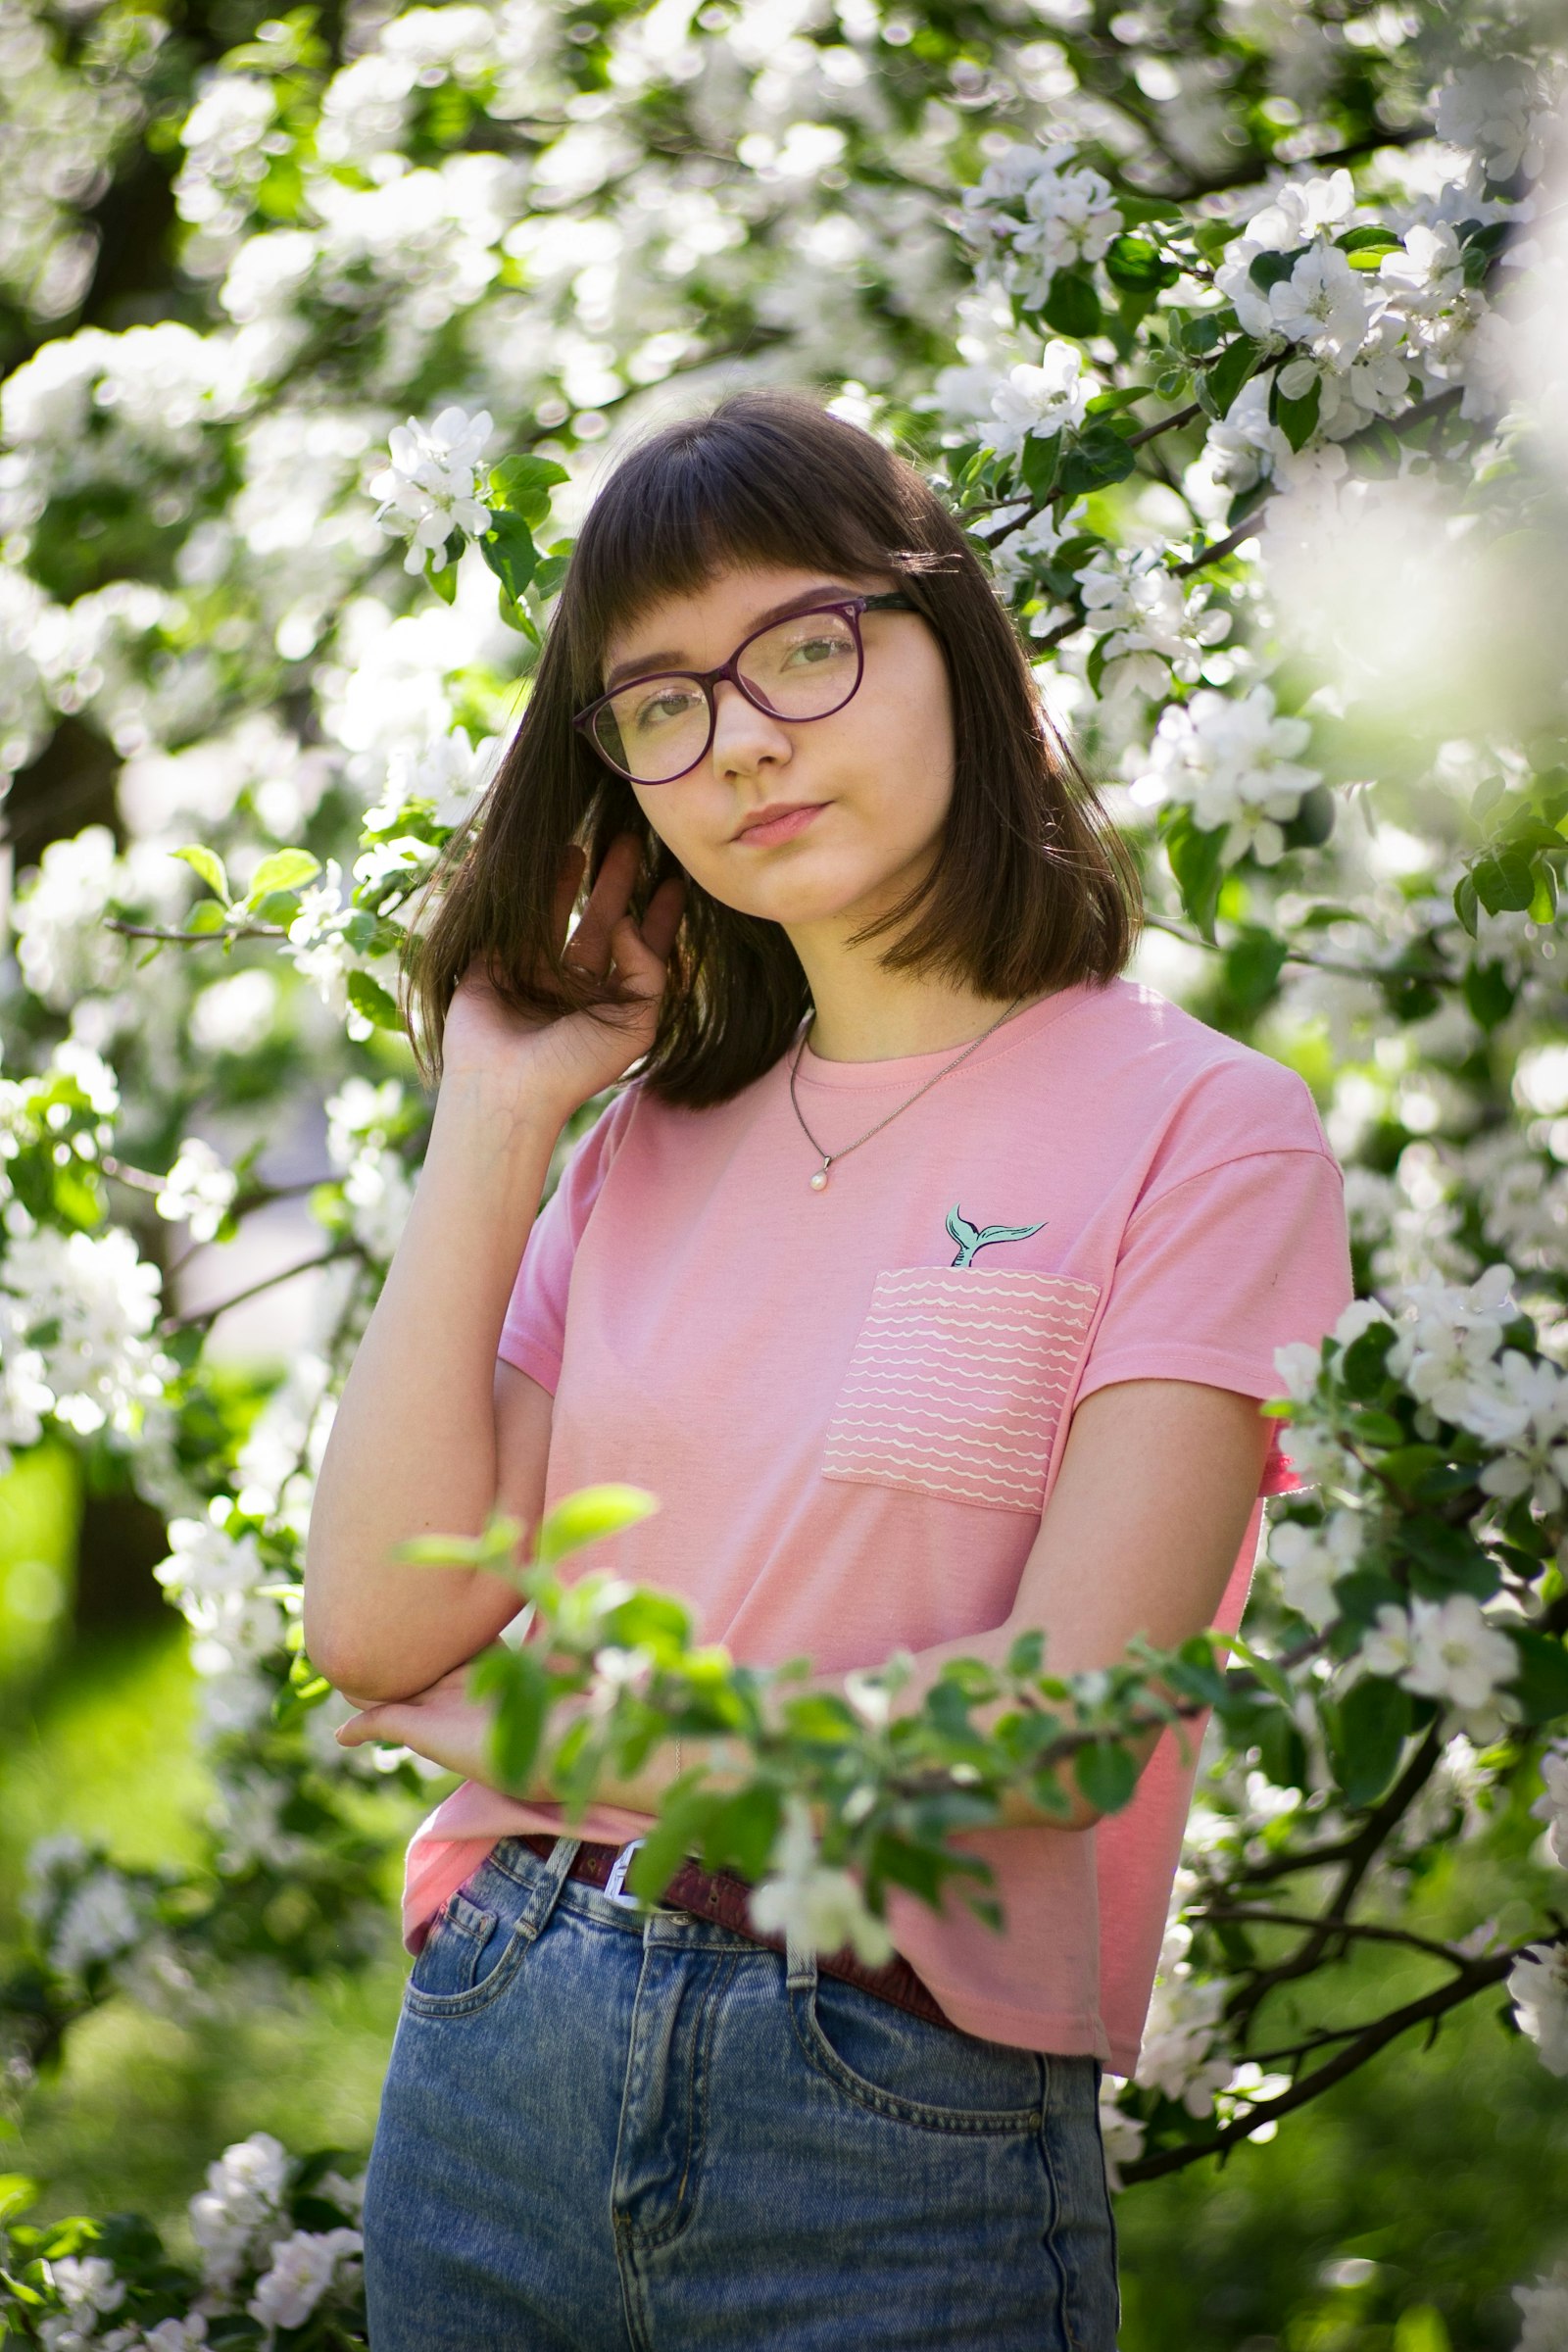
[1119,1939,1527,2182]
[160,1246,363,1336]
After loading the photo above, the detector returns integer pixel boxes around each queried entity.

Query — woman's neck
[799,975,1054,1064]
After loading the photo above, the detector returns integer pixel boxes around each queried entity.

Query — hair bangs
[561,408,914,698]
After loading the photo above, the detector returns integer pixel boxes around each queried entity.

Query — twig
[160,1246,362,1335]
[104,918,287,944]
[1119,1940,1525,2182]
[1195,1902,1483,1969]
[1124,399,1201,450]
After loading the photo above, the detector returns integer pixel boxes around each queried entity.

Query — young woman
[306,388,1352,2350]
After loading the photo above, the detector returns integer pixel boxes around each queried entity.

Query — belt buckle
[602,1838,656,1909]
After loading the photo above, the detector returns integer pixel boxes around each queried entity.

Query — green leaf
[1255,1706,1309,1793]
[172,845,231,906]
[533,550,571,602]
[1503,1628,1568,1726]
[1452,871,1480,937]
[1463,957,1516,1030]
[697,1783,783,1880]
[1041,268,1102,338]
[535,1484,662,1567]
[1340,1319,1396,1398]
[1018,431,1060,502]
[185,899,228,935]
[1348,1408,1405,1449]
[1401,1520,1496,1600]
[0,2175,39,2224]
[1073,1740,1139,1816]
[1006,1627,1046,1679]
[1203,334,1265,421]
[1223,926,1288,1010]
[1471,850,1536,913]
[1336,226,1401,256]
[1102,233,1179,293]
[480,510,539,605]
[424,549,459,605]
[1163,808,1228,941]
[489,454,569,527]
[487,1651,551,1791]
[1055,422,1137,500]
[1529,859,1558,925]
[1250,248,1304,294]
[1274,372,1322,453]
[1329,1675,1411,1807]
[346,971,401,1029]
[246,848,321,905]
[1085,385,1154,416]
[1375,1445,1446,1493]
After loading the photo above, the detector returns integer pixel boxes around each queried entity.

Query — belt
[516,1833,955,2033]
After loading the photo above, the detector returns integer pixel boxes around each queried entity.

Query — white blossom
[960,141,1122,308]
[1471,1353,1568,1512]
[1434,60,1553,185]
[1,1223,171,1443]
[153,1511,287,1677]
[188,2132,291,2293]
[1133,1916,1234,2115]
[1129,685,1317,863]
[1267,1507,1364,1630]
[156,1138,239,1244]
[1360,1594,1518,1716]
[1268,246,1380,369]
[1078,552,1231,699]
[1507,1940,1568,2078]
[748,1792,895,1965]
[44,2255,125,2319]
[1532,1742,1568,1870]
[987,341,1097,457]
[1098,2074,1145,2192]
[246,2227,364,2336]
[369,404,493,575]
[1513,2260,1568,2351]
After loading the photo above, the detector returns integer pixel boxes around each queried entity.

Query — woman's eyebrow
[603,583,861,691]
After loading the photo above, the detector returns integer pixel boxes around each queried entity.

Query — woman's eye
[631,687,700,730]
[784,635,844,666]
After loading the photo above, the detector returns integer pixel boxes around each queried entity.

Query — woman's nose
[710,676,792,775]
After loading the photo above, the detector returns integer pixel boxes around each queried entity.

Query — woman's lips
[736,804,826,846]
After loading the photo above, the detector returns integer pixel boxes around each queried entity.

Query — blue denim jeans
[363,1835,1121,2350]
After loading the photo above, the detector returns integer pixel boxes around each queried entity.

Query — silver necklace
[788,994,1029,1192]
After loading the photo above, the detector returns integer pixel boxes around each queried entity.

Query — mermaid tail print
[945,1202,1048,1267]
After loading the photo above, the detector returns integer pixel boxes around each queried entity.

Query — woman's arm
[797,1376,1273,1831]
[336,1378,1268,1830]
[304,832,687,1706]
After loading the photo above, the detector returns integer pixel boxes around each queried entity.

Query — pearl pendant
[809,1167,829,1192]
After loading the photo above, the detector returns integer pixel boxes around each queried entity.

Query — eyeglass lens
[590,608,863,783]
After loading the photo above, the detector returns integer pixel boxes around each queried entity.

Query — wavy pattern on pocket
[822,1267,1101,1515]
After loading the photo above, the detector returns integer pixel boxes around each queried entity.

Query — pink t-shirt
[400,974,1351,2073]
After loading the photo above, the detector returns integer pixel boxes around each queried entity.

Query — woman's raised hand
[442,833,687,1119]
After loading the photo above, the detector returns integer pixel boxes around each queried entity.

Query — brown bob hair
[406,386,1142,1108]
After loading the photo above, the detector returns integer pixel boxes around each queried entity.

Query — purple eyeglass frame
[571,591,917,784]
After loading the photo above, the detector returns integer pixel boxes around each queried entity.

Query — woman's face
[598,562,956,939]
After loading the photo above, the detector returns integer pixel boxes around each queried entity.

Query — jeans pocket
[404,1886,527,2020]
[790,1972,1044,2134]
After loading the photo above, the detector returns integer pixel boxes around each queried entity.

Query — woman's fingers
[564,834,635,975]
[550,844,586,959]
[641,870,688,963]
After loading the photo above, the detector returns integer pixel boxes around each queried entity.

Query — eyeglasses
[572,592,917,785]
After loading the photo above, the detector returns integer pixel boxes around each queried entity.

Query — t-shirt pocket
[821,1265,1102,1516]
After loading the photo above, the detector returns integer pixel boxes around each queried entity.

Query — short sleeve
[497,1086,636,1395]
[1074,1148,1352,1496]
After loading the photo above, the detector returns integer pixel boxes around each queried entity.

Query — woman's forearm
[304,1072,566,1698]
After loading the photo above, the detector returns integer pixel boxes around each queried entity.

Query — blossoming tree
[2,0,1567,2341]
